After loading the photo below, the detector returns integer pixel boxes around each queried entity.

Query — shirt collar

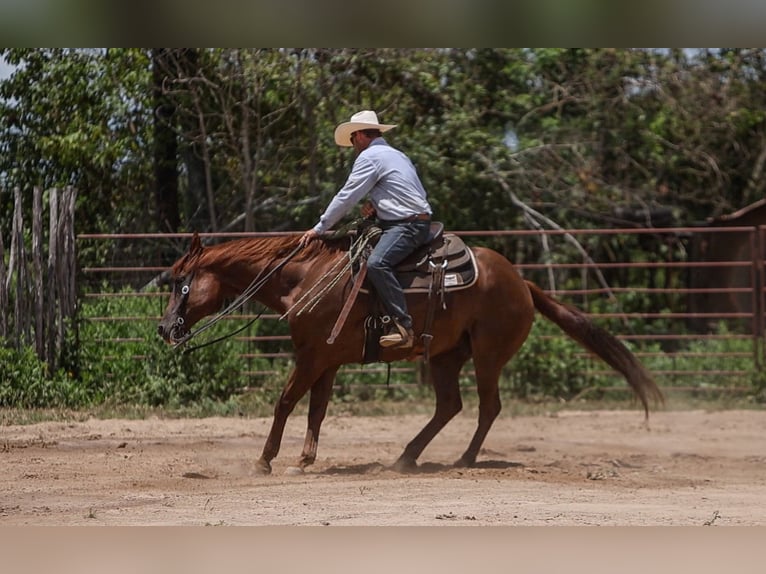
[368,137,388,147]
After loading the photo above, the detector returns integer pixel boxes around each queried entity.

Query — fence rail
[75,226,766,394]
[3,184,764,399]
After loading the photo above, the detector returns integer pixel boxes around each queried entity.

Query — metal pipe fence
[77,226,766,395]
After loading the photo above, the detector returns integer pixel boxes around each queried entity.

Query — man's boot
[379,318,414,349]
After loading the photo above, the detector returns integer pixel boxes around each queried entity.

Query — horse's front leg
[291,366,339,473]
[255,361,320,475]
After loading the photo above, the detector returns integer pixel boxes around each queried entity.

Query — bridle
[166,271,195,344]
[169,244,303,353]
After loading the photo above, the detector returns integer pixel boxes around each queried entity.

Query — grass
[1,386,761,426]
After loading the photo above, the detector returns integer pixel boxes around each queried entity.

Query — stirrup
[379,318,414,349]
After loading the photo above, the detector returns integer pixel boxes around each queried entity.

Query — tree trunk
[152,48,180,233]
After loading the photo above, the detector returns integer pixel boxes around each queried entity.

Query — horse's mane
[191,234,350,270]
[296,235,351,264]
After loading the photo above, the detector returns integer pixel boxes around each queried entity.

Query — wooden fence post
[62,186,77,338]
[46,188,60,371]
[0,186,78,372]
[0,227,6,339]
[32,186,45,357]
[11,187,32,349]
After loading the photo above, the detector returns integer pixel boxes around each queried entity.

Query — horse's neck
[213,238,345,315]
[271,245,346,316]
[209,240,293,311]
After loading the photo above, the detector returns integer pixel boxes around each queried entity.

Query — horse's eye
[181,285,190,295]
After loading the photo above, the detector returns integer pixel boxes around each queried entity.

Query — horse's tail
[525,280,664,418]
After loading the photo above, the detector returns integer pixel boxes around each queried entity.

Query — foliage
[5,48,766,240]
[4,48,766,409]
[0,49,153,236]
[640,323,760,389]
[11,291,256,410]
[0,340,86,408]
[1,289,764,410]
[77,291,256,408]
[504,318,591,400]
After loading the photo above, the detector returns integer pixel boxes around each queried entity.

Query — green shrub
[3,285,765,411]
[640,322,759,389]
[78,290,255,408]
[0,341,87,408]
[504,319,591,400]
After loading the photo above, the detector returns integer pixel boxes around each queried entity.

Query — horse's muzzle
[157,319,188,345]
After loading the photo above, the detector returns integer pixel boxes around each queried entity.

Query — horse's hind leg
[454,358,503,467]
[393,344,471,473]
[455,329,529,467]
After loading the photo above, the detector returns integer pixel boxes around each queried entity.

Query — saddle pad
[399,243,479,293]
[360,234,479,294]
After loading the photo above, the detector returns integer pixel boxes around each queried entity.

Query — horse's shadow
[320,459,524,476]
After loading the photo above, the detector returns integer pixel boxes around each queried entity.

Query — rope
[180,226,379,352]
[280,226,380,320]
[281,251,351,319]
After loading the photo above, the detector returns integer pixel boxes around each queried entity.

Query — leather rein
[173,243,303,353]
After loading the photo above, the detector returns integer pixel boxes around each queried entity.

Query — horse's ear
[189,232,203,256]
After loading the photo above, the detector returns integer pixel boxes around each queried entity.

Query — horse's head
[157,233,226,345]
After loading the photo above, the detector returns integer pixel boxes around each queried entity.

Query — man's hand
[360,201,376,220]
[299,229,319,247]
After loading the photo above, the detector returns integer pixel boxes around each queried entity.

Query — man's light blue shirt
[313,138,431,233]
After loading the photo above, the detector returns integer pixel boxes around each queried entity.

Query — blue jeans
[366,219,431,329]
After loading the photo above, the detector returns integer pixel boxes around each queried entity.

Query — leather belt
[403,213,431,222]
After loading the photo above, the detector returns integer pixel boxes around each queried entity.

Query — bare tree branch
[476,152,618,303]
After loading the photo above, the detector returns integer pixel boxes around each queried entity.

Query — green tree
[0,48,154,234]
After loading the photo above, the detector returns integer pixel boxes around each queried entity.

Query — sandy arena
[2,408,765,526]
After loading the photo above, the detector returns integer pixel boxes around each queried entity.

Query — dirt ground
[1,408,765,526]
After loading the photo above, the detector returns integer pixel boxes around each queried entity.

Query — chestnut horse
[158,232,662,475]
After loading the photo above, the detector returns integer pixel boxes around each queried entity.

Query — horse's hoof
[392,457,418,474]
[284,466,304,476]
[453,456,475,468]
[253,459,272,476]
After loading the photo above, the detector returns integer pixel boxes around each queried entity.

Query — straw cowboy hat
[334,110,397,147]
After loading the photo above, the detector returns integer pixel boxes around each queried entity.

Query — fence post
[0,227,6,339]
[0,186,77,372]
[758,226,766,369]
[46,188,59,370]
[64,186,78,334]
[58,186,78,372]
[11,187,32,349]
[32,186,45,357]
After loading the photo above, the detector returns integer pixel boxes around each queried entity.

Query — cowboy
[300,110,433,349]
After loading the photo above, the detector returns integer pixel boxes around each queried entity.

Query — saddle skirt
[358,223,479,293]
